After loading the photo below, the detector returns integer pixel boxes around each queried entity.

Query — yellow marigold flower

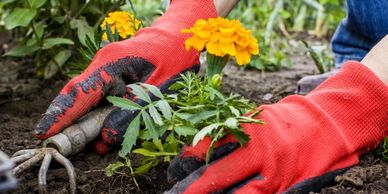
[182,17,259,65]
[100,11,141,40]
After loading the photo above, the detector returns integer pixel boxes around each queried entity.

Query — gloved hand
[34,0,218,150]
[167,61,388,193]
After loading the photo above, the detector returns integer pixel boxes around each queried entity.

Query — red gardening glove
[34,0,218,147]
[167,61,388,193]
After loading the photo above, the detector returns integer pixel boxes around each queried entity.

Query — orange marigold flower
[100,11,141,40]
[182,17,259,65]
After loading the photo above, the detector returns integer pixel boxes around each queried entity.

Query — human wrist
[361,35,388,85]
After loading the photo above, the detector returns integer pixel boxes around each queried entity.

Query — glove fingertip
[93,140,112,155]
[101,127,118,144]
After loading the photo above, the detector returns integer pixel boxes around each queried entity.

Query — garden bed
[0,54,387,193]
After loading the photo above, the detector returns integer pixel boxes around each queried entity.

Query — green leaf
[174,126,197,137]
[142,84,163,98]
[28,0,47,8]
[156,100,172,120]
[193,123,220,146]
[148,106,163,126]
[129,84,151,102]
[168,82,185,91]
[70,18,94,47]
[189,110,217,124]
[44,50,72,79]
[107,96,142,110]
[209,87,225,101]
[225,128,250,146]
[119,114,141,157]
[53,16,65,24]
[3,45,39,57]
[133,148,176,157]
[134,160,156,174]
[35,23,45,40]
[229,106,241,116]
[152,139,164,152]
[4,8,37,30]
[142,111,158,140]
[141,141,157,151]
[42,38,74,49]
[105,161,124,177]
[225,118,238,129]
[105,23,115,42]
[175,112,193,120]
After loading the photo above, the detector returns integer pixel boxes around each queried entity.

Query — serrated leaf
[156,100,172,120]
[42,38,74,49]
[225,118,238,129]
[229,106,241,116]
[148,106,163,126]
[4,8,37,29]
[168,82,185,91]
[225,128,250,146]
[70,18,94,47]
[107,96,141,110]
[129,84,152,102]
[193,123,220,146]
[178,104,205,110]
[28,0,47,8]
[142,111,158,140]
[4,45,39,57]
[209,87,225,101]
[105,161,124,177]
[189,110,217,124]
[119,114,141,157]
[174,126,197,137]
[175,112,192,120]
[142,84,163,98]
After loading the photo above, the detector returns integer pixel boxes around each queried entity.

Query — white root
[53,151,76,194]
[11,152,36,163]
[38,153,52,194]
[12,153,44,175]
[12,149,37,158]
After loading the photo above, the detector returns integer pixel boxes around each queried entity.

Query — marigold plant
[100,11,142,40]
[182,17,259,65]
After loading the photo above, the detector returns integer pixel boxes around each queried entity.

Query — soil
[1,50,387,193]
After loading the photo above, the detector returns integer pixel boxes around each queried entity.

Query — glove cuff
[306,61,388,154]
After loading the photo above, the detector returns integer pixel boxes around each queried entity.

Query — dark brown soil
[1,53,387,193]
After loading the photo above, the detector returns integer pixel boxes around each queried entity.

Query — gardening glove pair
[167,61,388,193]
[34,0,218,153]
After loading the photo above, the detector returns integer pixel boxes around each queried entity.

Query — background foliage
[0,0,168,79]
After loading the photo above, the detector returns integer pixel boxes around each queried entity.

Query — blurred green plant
[0,0,126,78]
[106,72,263,175]
[229,0,345,71]
[376,137,388,161]
[0,0,167,79]
[302,41,334,73]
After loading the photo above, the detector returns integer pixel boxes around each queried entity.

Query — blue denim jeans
[331,0,388,68]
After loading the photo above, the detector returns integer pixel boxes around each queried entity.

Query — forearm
[361,35,388,85]
[213,0,240,17]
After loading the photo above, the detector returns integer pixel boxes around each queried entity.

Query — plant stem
[30,23,41,45]
[206,53,229,85]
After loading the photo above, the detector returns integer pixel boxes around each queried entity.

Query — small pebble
[262,93,273,101]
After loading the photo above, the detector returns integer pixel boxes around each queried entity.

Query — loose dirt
[1,53,387,193]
